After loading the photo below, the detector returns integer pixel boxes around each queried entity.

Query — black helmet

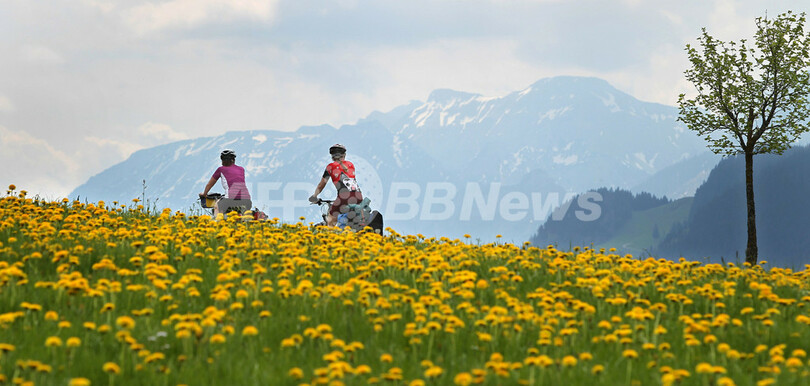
[220,149,236,159]
[329,144,346,155]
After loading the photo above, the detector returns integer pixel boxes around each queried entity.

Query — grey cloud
[2,0,810,198]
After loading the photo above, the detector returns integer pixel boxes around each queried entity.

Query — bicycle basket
[200,193,224,209]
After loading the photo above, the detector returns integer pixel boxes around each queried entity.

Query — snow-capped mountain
[379,76,709,189]
[70,76,715,242]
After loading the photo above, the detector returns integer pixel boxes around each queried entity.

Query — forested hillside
[529,188,670,249]
[655,145,810,267]
[531,145,810,268]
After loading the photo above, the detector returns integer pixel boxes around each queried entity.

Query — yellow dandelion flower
[785,357,803,368]
[579,352,593,361]
[623,349,639,359]
[116,316,135,330]
[176,330,192,339]
[20,302,42,312]
[145,353,165,363]
[102,362,121,374]
[354,365,372,375]
[718,377,736,386]
[210,334,226,344]
[380,353,393,363]
[592,364,605,374]
[562,355,578,367]
[69,378,91,386]
[66,337,81,348]
[696,362,713,374]
[242,326,259,336]
[477,332,492,342]
[454,372,473,385]
[424,366,443,378]
[741,307,754,315]
[288,367,304,379]
[45,336,62,347]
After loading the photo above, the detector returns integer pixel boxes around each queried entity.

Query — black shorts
[217,198,252,214]
[329,191,363,217]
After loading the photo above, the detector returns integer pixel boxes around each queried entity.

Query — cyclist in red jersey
[309,144,363,226]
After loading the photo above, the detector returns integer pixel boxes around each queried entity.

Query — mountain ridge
[71,75,717,241]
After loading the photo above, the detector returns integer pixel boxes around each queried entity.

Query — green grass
[598,197,693,257]
[2,193,810,386]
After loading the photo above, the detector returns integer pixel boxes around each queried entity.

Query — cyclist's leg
[213,198,224,217]
[327,200,341,227]
[239,199,252,214]
[345,192,364,229]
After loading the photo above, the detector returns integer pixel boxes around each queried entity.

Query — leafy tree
[678,11,810,265]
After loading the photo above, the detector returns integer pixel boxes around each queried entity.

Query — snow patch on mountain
[596,92,621,113]
[537,107,572,124]
[440,112,460,126]
[392,135,404,168]
[553,154,578,165]
[412,105,434,128]
[517,87,533,100]
[253,134,267,144]
[273,137,294,148]
[631,152,659,171]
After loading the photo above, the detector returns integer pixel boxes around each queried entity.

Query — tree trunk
[744,151,758,265]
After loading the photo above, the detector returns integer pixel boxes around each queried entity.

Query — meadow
[1,185,809,386]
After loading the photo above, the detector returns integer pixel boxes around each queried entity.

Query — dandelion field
[1,187,810,386]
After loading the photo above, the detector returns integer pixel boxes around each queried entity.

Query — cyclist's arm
[312,176,328,197]
[200,176,218,197]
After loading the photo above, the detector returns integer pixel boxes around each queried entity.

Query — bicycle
[199,193,267,220]
[310,198,384,234]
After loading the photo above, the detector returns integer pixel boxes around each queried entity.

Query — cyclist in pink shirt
[199,150,252,215]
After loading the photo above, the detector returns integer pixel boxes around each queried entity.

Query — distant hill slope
[631,152,720,199]
[655,145,810,268]
[598,197,692,257]
[529,187,672,249]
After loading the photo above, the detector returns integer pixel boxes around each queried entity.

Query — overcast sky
[1,0,807,198]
